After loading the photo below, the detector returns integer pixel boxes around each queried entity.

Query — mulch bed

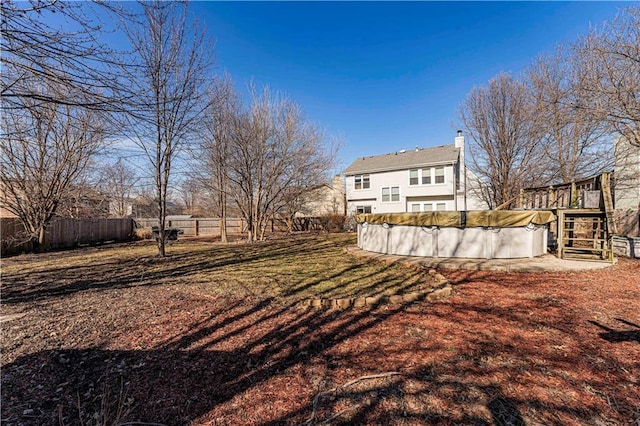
[2,241,639,425]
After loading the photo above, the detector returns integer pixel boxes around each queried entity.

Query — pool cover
[356,210,556,228]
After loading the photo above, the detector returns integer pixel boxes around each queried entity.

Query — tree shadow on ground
[0,322,529,425]
[589,319,640,343]
[0,242,274,302]
[3,240,639,425]
[487,394,525,426]
[2,300,407,424]
[1,236,373,305]
[4,288,638,425]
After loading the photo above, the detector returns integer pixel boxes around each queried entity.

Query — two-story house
[344,132,486,214]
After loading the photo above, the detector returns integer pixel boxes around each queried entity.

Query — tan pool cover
[356,210,556,228]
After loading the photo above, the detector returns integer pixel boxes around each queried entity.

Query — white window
[422,168,431,185]
[435,167,445,184]
[409,203,448,212]
[409,203,434,212]
[381,186,400,202]
[409,169,419,186]
[356,205,372,214]
[382,187,390,202]
[354,174,370,190]
[410,168,434,185]
[391,187,400,202]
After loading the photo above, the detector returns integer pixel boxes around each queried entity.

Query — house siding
[344,133,487,215]
[346,165,457,214]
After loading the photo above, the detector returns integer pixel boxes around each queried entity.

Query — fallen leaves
[1,236,639,425]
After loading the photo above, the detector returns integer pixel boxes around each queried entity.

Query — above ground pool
[357,211,556,259]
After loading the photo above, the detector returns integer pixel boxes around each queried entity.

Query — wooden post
[518,189,525,208]
[570,181,578,207]
[557,210,564,258]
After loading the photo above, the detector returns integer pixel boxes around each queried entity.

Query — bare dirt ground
[1,234,639,425]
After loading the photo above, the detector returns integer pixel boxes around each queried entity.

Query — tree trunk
[259,219,267,241]
[219,214,227,243]
[219,186,227,243]
[157,180,166,257]
[157,209,166,257]
[32,226,46,253]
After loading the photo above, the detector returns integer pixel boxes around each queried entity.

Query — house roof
[343,144,460,175]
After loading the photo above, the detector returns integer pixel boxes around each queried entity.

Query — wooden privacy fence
[135,218,247,237]
[1,217,134,255]
[134,215,346,237]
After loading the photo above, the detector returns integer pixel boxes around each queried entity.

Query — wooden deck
[519,172,615,262]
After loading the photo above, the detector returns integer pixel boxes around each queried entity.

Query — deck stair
[600,172,617,236]
[520,172,616,262]
[557,209,612,261]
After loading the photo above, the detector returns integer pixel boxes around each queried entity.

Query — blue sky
[188,1,627,173]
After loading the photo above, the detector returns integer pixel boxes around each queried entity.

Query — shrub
[133,227,153,240]
[319,214,347,233]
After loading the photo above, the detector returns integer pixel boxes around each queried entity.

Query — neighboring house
[56,187,110,218]
[0,205,17,218]
[343,132,486,214]
[297,175,346,217]
[613,136,640,237]
[0,184,17,218]
[109,195,157,218]
[0,183,110,219]
[109,196,136,218]
[614,136,640,210]
[109,195,180,218]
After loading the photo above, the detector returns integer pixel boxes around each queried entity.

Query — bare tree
[99,159,140,217]
[527,52,611,183]
[120,1,212,256]
[1,0,122,111]
[227,87,337,241]
[458,73,544,208]
[573,6,640,147]
[177,177,205,216]
[277,179,345,233]
[1,1,123,250]
[197,75,241,242]
[55,178,111,219]
[277,186,313,233]
[0,82,106,251]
